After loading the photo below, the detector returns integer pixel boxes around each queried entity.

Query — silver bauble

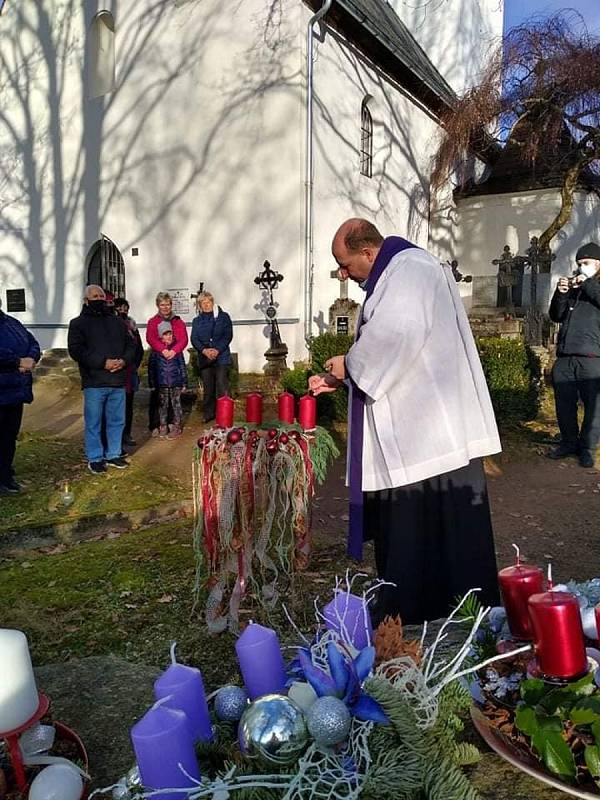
[215,685,249,722]
[238,693,309,766]
[306,696,351,747]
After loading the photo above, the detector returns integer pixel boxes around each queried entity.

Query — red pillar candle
[245,393,263,425]
[498,560,544,640]
[595,605,600,641]
[528,591,588,679]
[215,395,234,428]
[298,394,317,431]
[278,392,295,424]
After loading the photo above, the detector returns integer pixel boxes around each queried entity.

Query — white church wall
[389,0,504,96]
[305,20,443,326]
[0,0,307,371]
[450,188,600,311]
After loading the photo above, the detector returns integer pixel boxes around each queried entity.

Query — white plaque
[168,287,190,316]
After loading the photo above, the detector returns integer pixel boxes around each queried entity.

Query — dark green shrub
[309,332,354,372]
[475,337,542,421]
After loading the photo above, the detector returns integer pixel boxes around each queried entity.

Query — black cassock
[365,457,500,626]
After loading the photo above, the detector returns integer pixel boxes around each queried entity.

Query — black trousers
[124,391,134,438]
[365,458,500,626]
[0,402,24,484]
[199,365,229,422]
[552,355,600,453]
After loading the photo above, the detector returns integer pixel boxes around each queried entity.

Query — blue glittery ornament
[306,696,351,747]
[215,685,249,722]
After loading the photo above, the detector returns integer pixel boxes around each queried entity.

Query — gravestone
[471,275,499,309]
[328,271,359,336]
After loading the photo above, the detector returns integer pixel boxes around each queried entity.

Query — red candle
[595,604,600,640]
[498,561,544,640]
[278,392,295,424]
[298,394,317,431]
[215,395,234,428]
[245,393,263,425]
[528,591,588,679]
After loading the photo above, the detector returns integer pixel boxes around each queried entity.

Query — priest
[309,219,501,625]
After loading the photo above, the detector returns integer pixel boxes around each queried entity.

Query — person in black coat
[191,292,233,423]
[68,285,136,474]
[0,304,40,493]
[548,242,600,468]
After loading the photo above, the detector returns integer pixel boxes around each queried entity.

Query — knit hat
[157,320,173,336]
[576,242,600,262]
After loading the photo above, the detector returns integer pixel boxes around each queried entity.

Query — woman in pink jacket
[146,292,188,436]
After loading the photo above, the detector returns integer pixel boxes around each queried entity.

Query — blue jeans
[83,387,125,462]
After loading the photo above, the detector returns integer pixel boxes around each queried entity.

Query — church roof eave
[304,0,457,116]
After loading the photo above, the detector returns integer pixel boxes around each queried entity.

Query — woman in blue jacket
[0,307,40,493]
[191,292,233,423]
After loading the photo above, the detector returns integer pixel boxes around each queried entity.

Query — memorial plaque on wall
[168,288,190,316]
[6,289,26,312]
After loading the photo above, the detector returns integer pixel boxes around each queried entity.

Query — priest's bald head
[332,218,384,283]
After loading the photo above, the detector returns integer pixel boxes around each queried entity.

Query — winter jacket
[146,313,188,354]
[191,307,233,367]
[68,305,137,389]
[121,315,144,393]
[549,278,600,357]
[0,312,41,405]
[148,350,187,388]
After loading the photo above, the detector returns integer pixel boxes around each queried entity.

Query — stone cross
[330,269,348,300]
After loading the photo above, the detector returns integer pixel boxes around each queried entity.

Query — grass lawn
[0,518,354,686]
[0,432,190,535]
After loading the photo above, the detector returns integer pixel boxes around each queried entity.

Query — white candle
[0,629,39,732]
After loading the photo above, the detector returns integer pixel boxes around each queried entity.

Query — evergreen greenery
[475,337,542,421]
[282,333,544,424]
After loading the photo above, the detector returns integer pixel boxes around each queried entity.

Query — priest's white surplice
[344,248,501,492]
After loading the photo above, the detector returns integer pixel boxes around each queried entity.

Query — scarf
[347,236,420,560]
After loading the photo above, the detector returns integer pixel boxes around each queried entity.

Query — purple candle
[235,622,287,700]
[154,644,213,742]
[131,700,200,800]
[323,591,372,650]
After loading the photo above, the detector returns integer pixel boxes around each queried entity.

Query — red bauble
[266,440,278,454]
[289,430,301,441]
[196,437,205,449]
[267,428,278,439]
[227,429,243,444]
[279,433,289,445]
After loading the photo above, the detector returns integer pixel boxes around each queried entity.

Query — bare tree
[431,12,600,250]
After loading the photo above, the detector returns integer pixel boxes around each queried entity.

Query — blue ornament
[306,696,351,747]
[215,685,249,722]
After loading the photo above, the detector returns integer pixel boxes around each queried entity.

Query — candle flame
[512,542,520,565]
[170,641,178,665]
[547,563,553,590]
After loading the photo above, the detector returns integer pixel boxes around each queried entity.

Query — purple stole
[347,236,420,560]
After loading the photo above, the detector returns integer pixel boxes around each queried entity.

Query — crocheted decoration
[192,424,338,633]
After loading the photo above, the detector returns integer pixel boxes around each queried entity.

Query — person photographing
[549,242,600,468]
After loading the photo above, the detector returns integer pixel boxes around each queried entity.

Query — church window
[360,98,373,178]
[88,11,115,98]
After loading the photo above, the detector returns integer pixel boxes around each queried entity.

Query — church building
[0,0,503,370]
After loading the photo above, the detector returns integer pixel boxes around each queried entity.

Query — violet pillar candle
[131,700,200,800]
[235,622,287,700]
[154,643,213,742]
[323,591,372,650]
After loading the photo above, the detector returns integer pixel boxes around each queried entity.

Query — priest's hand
[324,355,346,380]
[308,372,342,395]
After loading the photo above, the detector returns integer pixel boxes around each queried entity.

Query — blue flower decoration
[298,643,389,725]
